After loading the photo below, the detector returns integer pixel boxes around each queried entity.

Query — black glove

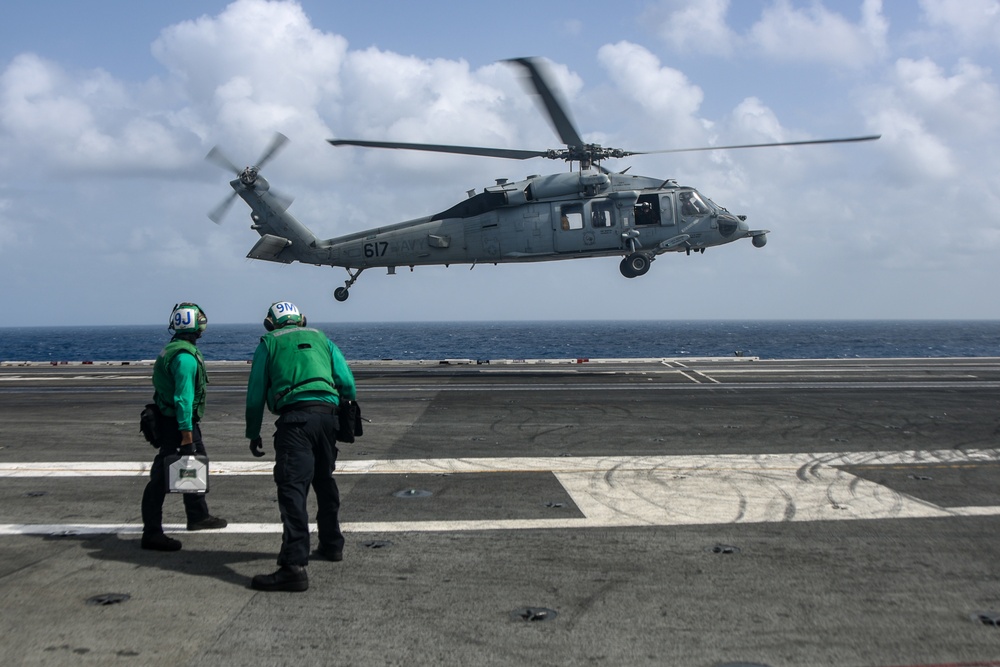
[179,444,195,456]
[249,437,265,458]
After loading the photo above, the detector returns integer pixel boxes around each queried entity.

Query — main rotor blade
[328,139,548,161]
[506,57,585,149]
[634,134,881,156]
[205,146,240,175]
[255,132,289,169]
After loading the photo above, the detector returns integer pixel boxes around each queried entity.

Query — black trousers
[271,407,344,566]
[140,419,210,535]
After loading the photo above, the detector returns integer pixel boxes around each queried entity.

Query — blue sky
[1,0,999,325]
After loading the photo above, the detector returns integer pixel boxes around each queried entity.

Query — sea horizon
[2,320,998,363]
[5,317,1000,329]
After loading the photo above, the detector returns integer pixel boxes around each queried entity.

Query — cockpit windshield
[680,191,712,216]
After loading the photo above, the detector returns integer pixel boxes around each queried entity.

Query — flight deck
[2,357,1000,667]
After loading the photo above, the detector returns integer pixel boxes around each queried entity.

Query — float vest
[152,339,207,420]
[262,327,338,412]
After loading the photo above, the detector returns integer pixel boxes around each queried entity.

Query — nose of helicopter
[717,211,747,238]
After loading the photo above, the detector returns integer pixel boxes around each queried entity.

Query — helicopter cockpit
[679,190,711,216]
[678,189,747,240]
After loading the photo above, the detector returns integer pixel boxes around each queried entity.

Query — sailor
[140,302,228,551]
[245,301,357,592]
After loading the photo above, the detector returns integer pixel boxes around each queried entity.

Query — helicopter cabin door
[632,193,676,228]
[552,200,621,253]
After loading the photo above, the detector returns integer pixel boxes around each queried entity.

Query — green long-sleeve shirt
[244,330,356,440]
[168,353,200,431]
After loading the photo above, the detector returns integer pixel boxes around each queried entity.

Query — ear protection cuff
[263,314,306,331]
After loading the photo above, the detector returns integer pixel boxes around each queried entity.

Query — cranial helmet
[264,301,306,331]
[169,302,208,335]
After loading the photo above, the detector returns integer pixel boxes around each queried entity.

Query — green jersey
[152,338,207,431]
[245,327,356,440]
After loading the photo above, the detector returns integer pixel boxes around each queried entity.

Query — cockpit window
[680,191,710,216]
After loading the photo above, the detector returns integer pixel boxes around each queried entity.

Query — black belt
[280,402,337,415]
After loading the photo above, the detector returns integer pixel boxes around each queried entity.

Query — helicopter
[207,57,879,302]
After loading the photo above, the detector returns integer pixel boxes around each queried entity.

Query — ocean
[1,321,998,363]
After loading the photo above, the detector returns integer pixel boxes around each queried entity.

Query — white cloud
[859,56,1000,184]
[919,0,1000,45]
[648,0,888,67]
[151,0,347,144]
[867,106,956,180]
[648,0,738,56]
[893,57,1000,136]
[596,42,705,141]
[727,97,785,142]
[339,50,506,147]
[749,0,887,67]
[0,54,192,173]
[152,0,346,105]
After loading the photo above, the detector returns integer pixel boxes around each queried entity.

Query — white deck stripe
[2,449,999,476]
[3,449,999,535]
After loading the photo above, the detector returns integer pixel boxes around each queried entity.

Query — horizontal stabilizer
[247,234,293,263]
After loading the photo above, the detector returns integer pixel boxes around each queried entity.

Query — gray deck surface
[2,357,1000,667]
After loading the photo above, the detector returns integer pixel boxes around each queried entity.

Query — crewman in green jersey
[245,301,357,592]
[140,303,227,551]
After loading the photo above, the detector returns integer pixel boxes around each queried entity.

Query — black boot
[251,565,308,592]
[187,516,228,531]
[314,545,343,562]
[141,533,182,551]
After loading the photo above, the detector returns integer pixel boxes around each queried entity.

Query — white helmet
[168,302,208,335]
[264,301,306,331]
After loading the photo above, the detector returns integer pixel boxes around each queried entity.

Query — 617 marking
[364,241,388,258]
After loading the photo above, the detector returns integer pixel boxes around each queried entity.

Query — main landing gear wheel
[620,253,650,278]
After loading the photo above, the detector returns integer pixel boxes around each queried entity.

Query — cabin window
[591,201,614,228]
[560,204,583,230]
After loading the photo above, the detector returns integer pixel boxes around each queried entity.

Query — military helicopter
[207,57,878,302]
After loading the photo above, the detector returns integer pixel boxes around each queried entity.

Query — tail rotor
[205,132,290,224]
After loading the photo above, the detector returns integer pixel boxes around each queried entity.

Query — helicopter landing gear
[620,253,651,279]
[334,268,365,302]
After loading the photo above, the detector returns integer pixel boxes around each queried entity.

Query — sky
[1,0,999,325]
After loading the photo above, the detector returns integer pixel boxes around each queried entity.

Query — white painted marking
[3,450,999,535]
[672,362,721,384]
[675,370,702,383]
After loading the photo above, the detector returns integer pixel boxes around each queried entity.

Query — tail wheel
[334,287,350,302]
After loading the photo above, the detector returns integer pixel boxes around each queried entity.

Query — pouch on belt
[139,403,160,447]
